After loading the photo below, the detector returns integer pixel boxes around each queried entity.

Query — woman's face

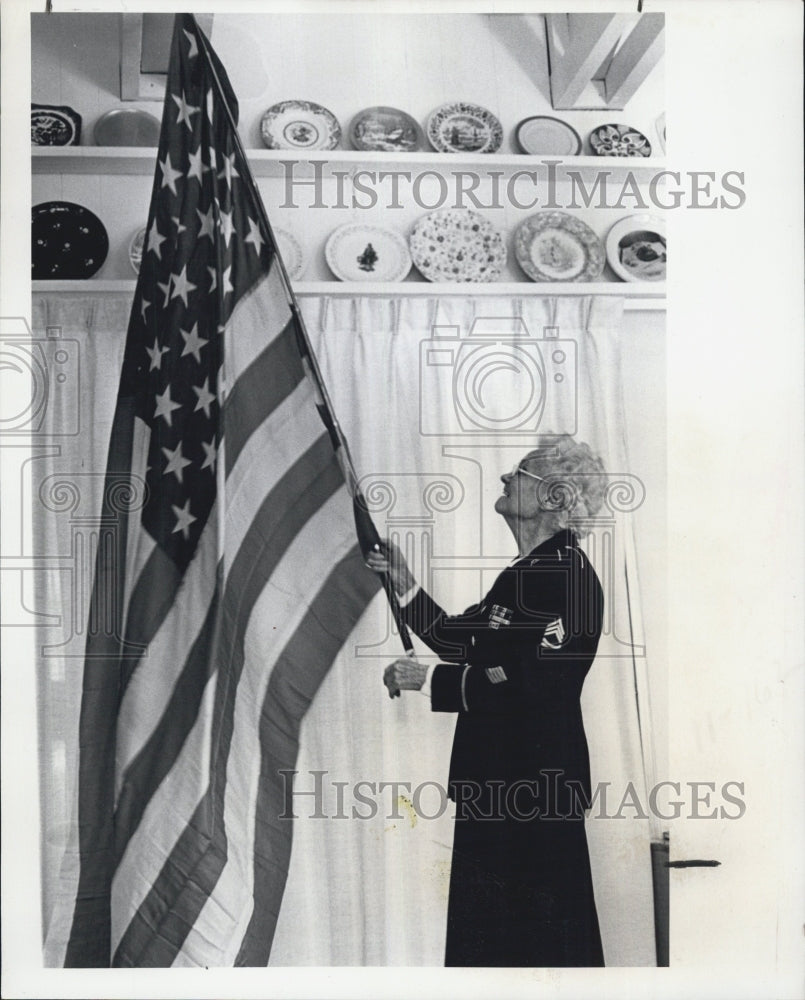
[494,454,549,521]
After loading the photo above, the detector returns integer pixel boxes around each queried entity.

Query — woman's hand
[365,539,415,596]
[383,657,427,699]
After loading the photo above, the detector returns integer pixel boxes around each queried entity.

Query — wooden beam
[546,13,630,110]
[605,13,665,109]
[119,13,214,101]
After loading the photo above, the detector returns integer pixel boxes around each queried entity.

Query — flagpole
[191,16,415,658]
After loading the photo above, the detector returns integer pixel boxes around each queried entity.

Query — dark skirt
[444,810,604,967]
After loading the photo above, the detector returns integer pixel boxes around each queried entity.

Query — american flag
[44,14,383,967]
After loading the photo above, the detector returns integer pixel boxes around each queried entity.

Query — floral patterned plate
[589,123,651,158]
[325,224,411,282]
[427,102,503,154]
[260,100,341,150]
[514,212,605,282]
[409,209,506,282]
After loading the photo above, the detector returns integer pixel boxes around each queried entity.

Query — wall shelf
[32,279,665,310]
[32,146,666,182]
[33,148,668,287]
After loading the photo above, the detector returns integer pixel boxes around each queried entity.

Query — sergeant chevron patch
[485,666,507,684]
[540,617,567,649]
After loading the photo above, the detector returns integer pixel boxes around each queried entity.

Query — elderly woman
[367,435,607,967]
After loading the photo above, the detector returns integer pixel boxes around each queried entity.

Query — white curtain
[33,292,656,967]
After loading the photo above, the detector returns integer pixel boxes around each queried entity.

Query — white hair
[524,435,607,527]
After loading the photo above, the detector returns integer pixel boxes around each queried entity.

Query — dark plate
[31,104,82,146]
[32,201,109,280]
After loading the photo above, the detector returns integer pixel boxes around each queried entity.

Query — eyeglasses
[509,464,547,484]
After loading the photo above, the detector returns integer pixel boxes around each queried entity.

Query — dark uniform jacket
[402,528,603,812]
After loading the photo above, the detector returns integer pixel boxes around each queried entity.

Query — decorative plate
[273,227,307,280]
[31,103,82,146]
[426,102,503,154]
[128,226,147,274]
[260,100,341,150]
[514,212,605,282]
[349,106,424,152]
[589,123,651,158]
[515,116,581,156]
[93,108,161,146]
[325,224,411,283]
[605,214,666,283]
[32,201,109,280]
[409,209,506,283]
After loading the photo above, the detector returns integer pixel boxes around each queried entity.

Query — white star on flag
[218,208,235,247]
[173,90,200,131]
[187,146,204,182]
[140,297,151,322]
[171,216,187,235]
[192,377,216,417]
[171,498,196,539]
[159,151,183,195]
[157,278,172,306]
[207,266,217,292]
[147,219,167,260]
[244,217,264,254]
[196,205,215,241]
[170,264,197,307]
[183,27,198,59]
[221,265,234,298]
[153,385,182,426]
[200,438,218,471]
[180,322,208,362]
[145,339,170,371]
[162,442,193,483]
[218,150,239,185]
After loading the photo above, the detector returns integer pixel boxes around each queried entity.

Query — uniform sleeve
[400,586,488,663]
[428,649,539,714]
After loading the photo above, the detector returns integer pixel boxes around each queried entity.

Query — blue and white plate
[427,102,503,154]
